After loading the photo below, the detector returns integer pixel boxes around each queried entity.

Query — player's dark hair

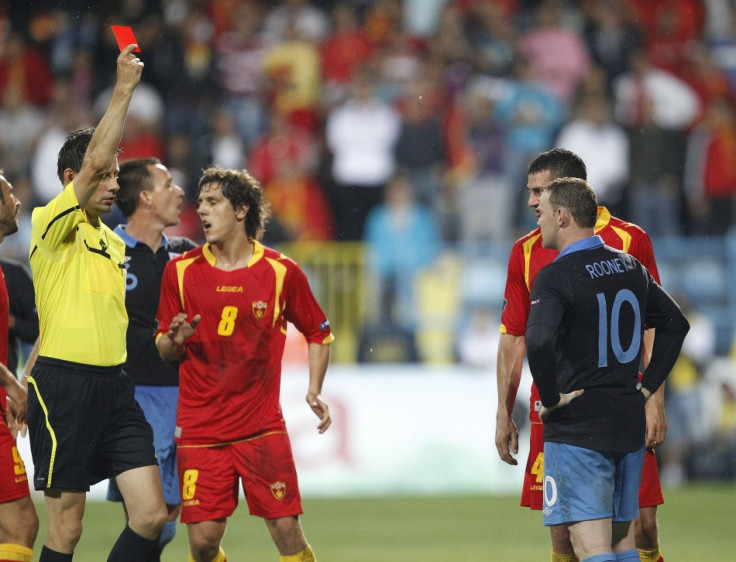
[116,157,161,218]
[546,177,598,228]
[198,166,271,239]
[56,127,122,185]
[528,148,587,181]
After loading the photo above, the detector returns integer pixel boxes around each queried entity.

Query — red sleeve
[499,241,531,336]
[156,260,183,340]
[283,261,333,344]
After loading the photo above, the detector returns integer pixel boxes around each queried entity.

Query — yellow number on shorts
[217,306,239,336]
[531,452,544,483]
[182,469,199,500]
[11,446,25,476]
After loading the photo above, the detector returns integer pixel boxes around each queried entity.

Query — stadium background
[4,0,736,559]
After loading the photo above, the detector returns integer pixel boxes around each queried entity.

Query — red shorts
[521,422,663,510]
[0,422,31,503]
[177,431,302,523]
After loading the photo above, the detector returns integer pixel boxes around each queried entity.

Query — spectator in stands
[364,170,440,332]
[263,15,322,133]
[581,0,643,89]
[320,2,375,110]
[214,1,269,148]
[684,96,736,236]
[458,78,514,242]
[495,56,564,231]
[263,0,330,44]
[626,94,685,237]
[325,65,400,240]
[556,90,629,217]
[518,0,591,104]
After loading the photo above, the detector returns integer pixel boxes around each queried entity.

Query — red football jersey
[156,242,333,445]
[499,207,661,423]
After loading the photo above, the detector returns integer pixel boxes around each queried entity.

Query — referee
[26,45,167,562]
[526,177,689,562]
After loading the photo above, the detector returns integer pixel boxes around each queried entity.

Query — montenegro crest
[270,481,286,501]
[252,300,267,320]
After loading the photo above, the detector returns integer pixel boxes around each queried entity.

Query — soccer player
[0,258,39,375]
[156,166,333,562]
[526,177,689,561]
[495,148,667,562]
[0,171,38,562]
[26,46,168,562]
[106,157,197,561]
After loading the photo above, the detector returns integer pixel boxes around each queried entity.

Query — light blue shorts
[542,442,644,526]
[107,385,180,506]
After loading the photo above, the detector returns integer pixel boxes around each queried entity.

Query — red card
[111,25,141,52]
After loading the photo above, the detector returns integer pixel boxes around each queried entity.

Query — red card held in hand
[111,25,141,52]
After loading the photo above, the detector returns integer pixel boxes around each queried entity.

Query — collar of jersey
[114,224,169,249]
[202,240,264,268]
[555,235,604,261]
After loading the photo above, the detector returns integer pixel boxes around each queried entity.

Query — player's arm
[156,313,201,362]
[495,333,525,465]
[70,45,143,208]
[639,278,690,399]
[643,327,666,447]
[306,342,331,434]
[631,231,667,446]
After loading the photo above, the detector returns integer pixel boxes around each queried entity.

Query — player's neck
[556,227,594,253]
[125,214,164,252]
[210,235,254,271]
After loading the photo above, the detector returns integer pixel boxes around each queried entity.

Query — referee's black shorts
[27,356,158,491]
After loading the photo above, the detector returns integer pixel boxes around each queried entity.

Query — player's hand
[539,389,584,422]
[4,380,27,440]
[306,392,331,434]
[166,312,201,346]
[495,410,519,465]
[644,388,667,449]
[116,44,144,92]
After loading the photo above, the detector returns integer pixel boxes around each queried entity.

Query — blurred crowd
[4,0,736,482]
[2,0,736,257]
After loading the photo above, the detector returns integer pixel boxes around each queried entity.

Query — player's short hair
[116,157,162,218]
[57,127,122,184]
[198,166,271,239]
[528,148,587,181]
[545,177,598,228]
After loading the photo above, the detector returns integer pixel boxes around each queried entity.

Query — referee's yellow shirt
[30,182,128,366]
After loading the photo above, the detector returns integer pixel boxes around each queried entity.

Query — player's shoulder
[168,244,205,264]
[260,243,300,268]
[512,226,543,248]
[166,237,199,255]
[604,212,651,239]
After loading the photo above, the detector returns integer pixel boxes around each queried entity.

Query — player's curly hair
[198,166,271,239]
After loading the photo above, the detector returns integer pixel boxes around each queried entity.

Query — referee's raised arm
[67,44,143,208]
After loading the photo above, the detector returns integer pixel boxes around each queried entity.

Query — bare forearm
[496,333,525,416]
[307,343,330,395]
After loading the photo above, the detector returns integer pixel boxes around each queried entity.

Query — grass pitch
[31,484,734,561]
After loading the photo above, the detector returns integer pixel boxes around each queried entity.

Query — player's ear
[235,204,249,221]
